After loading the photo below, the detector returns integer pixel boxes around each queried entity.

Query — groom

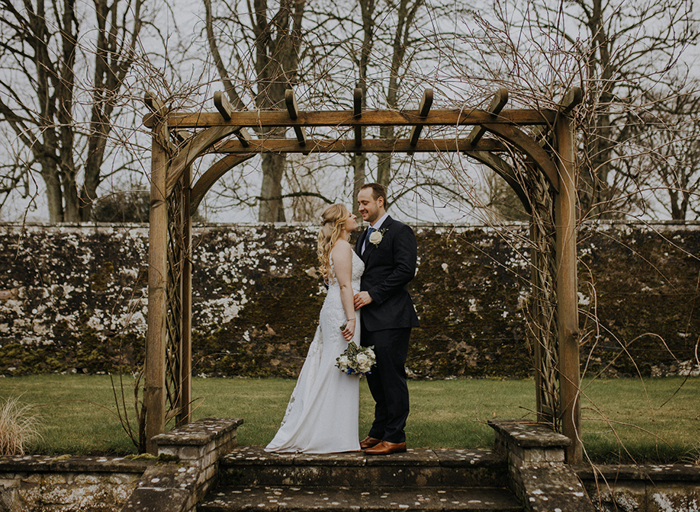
[353,183,420,455]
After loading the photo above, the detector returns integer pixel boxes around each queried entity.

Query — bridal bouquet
[336,343,376,375]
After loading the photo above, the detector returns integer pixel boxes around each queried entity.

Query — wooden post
[178,164,193,425]
[145,113,169,454]
[554,112,582,463]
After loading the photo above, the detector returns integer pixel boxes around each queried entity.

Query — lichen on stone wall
[1,222,699,379]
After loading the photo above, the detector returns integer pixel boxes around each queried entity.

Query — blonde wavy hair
[317,204,349,283]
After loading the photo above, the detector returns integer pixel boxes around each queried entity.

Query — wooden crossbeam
[354,88,363,148]
[213,91,252,147]
[285,89,307,147]
[151,109,557,129]
[409,89,433,148]
[214,137,506,154]
[466,88,508,146]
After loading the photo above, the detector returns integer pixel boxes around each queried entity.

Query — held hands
[353,291,373,310]
[341,318,356,341]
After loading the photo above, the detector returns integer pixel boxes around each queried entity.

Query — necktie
[364,227,374,254]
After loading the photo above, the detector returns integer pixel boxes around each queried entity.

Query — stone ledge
[222,446,504,469]
[122,465,200,512]
[488,420,571,449]
[151,418,243,447]
[574,463,700,482]
[198,485,523,512]
[574,464,700,512]
[0,454,151,473]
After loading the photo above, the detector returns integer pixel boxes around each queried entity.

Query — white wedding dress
[265,251,365,453]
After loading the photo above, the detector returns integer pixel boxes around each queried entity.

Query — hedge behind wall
[1,222,698,378]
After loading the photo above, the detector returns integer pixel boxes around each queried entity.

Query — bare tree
[0,0,146,222]
[634,85,700,220]
[528,0,698,218]
[204,0,306,222]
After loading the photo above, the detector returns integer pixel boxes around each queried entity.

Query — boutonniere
[369,228,388,247]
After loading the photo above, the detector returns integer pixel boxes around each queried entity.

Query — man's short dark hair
[361,183,387,206]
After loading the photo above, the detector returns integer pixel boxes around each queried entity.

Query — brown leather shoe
[360,436,382,449]
[364,440,407,455]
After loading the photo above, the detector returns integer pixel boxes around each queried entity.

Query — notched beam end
[419,89,434,116]
[236,127,252,147]
[491,88,509,112]
[409,88,434,147]
[354,88,364,146]
[144,91,165,113]
[286,89,300,120]
[559,87,583,113]
[354,88,363,117]
[293,126,307,146]
[286,89,305,144]
[465,88,510,147]
[214,91,233,121]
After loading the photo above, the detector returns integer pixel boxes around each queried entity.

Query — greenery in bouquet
[336,342,375,375]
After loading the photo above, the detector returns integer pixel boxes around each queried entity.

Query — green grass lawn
[1,375,698,464]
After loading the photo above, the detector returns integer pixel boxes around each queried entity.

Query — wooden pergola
[142,87,583,462]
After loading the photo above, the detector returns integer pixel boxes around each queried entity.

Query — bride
[265,204,364,453]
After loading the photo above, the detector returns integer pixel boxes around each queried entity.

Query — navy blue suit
[356,216,419,443]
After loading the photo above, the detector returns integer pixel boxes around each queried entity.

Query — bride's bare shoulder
[332,239,351,251]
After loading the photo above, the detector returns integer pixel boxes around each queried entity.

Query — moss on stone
[1,223,698,379]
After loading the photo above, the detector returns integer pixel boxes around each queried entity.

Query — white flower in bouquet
[356,353,369,370]
[337,355,350,371]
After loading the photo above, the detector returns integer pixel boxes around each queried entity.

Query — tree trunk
[259,139,288,222]
[352,153,367,215]
[41,163,65,223]
[377,127,393,188]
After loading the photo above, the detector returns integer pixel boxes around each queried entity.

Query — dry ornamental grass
[0,396,41,455]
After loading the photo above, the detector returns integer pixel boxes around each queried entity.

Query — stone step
[198,485,523,511]
[218,447,509,489]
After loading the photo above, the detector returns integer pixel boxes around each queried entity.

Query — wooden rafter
[466,88,508,146]
[213,92,252,146]
[285,89,307,147]
[408,89,433,148]
[354,88,363,148]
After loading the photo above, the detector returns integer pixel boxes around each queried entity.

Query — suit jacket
[355,216,420,332]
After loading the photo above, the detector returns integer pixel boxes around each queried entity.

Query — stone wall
[0,418,242,512]
[575,463,700,512]
[0,455,148,512]
[1,222,698,379]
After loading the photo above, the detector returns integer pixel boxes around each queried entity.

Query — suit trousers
[361,324,411,443]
